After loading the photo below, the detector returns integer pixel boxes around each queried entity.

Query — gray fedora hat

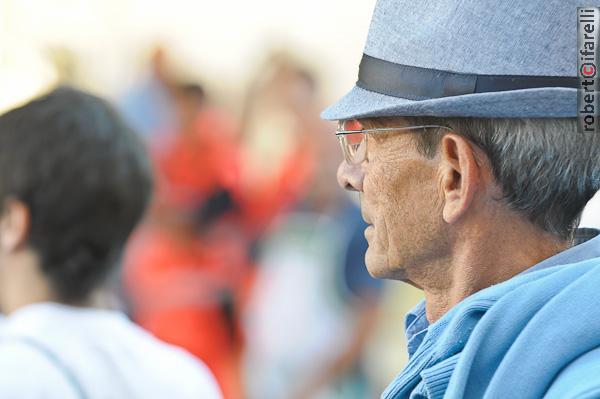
[322,0,592,120]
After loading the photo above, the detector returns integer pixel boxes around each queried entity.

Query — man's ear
[0,199,30,253]
[438,134,481,224]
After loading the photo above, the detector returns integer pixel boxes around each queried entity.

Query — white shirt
[0,302,222,399]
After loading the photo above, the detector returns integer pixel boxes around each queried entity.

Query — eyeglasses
[335,119,452,164]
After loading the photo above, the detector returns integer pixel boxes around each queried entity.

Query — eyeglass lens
[339,133,366,164]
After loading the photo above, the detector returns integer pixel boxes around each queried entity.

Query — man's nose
[337,161,364,192]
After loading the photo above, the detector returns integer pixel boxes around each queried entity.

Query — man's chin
[365,251,411,281]
[365,251,393,279]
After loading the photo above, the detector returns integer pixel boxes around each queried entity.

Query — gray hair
[372,117,600,240]
[422,117,598,239]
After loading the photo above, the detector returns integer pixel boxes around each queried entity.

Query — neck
[0,250,56,314]
[419,220,570,324]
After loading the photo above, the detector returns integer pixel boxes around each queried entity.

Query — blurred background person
[237,51,321,235]
[0,86,221,398]
[241,55,384,399]
[124,77,250,399]
[118,46,177,141]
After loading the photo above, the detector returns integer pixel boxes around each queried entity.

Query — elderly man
[323,0,600,398]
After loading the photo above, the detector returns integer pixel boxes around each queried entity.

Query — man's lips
[361,212,373,225]
[364,224,374,240]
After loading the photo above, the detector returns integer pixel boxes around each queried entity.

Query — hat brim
[321,86,576,120]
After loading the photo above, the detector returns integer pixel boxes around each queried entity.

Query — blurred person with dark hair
[0,86,222,398]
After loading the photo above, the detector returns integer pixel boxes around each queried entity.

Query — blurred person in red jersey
[124,82,251,399]
[0,86,222,399]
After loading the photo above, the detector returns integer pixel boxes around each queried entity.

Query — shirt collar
[405,300,428,358]
[403,228,600,356]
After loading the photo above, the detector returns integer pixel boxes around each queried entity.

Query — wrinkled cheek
[362,174,379,207]
[364,179,391,249]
